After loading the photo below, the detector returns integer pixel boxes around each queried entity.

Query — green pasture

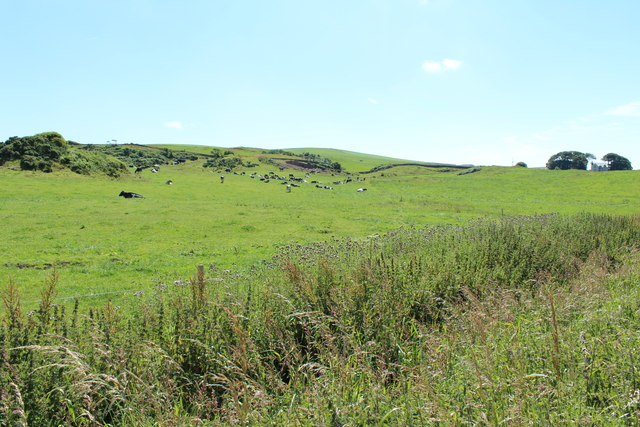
[2,154,639,305]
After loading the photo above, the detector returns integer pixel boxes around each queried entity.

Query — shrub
[60,150,129,177]
[458,167,481,175]
[0,133,129,176]
[0,132,68,171]
[203,156,245,169]
[81,144,181,168]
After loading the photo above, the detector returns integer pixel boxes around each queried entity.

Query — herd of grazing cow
[243,170,366,192]
[121,165,367,199]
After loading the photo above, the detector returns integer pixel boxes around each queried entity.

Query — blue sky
[2,0,639,167]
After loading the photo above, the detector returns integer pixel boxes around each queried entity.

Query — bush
[0,132,68,171]
[300,152,343,171]
[60,150,129,177]
[458,167,481,175]
[19,155,53,172]
[262,149,296,156]
[81,144,181,168]
[0,133,129,176]
[203,157,245,169]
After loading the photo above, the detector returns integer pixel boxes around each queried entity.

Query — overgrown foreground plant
[2,213,640,425]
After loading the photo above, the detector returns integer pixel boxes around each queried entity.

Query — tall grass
[2,213,640,424]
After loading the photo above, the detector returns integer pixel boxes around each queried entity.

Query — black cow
[119,191,144,198]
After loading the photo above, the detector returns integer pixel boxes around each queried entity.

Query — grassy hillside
[284,147,428,172]
[152,144,433,173]
[1,157,639,308]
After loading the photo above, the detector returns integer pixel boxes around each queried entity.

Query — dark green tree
[601,153,632,171]
[515,161,527,168]
[546,151,594,170]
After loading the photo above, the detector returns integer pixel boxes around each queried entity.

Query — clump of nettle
[2,213,640,424]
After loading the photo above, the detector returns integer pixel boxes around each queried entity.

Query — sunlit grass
[2,160,639,306]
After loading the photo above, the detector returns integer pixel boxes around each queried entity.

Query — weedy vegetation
[2,214,640,424]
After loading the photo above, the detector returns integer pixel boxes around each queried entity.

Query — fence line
[22,286,150,305]
[15,265,203,306]
[20,281,189,305]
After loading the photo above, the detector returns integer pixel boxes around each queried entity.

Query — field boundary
[361,162,472,174]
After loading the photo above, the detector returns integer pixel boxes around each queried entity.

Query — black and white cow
[119,191,144,198]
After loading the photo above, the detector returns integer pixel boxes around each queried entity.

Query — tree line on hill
[546,151,632,171]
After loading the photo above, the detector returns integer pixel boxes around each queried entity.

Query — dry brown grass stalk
[8,382,27,427]
[1,280,22,330]
[191,264,207,311]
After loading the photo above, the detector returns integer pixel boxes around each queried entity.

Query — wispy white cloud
[165,121,184,129]
[422,58,462,73]
[422,61,442,73]
[607,101,640,117]
[442,58,462,70]
[367,98,380,105]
